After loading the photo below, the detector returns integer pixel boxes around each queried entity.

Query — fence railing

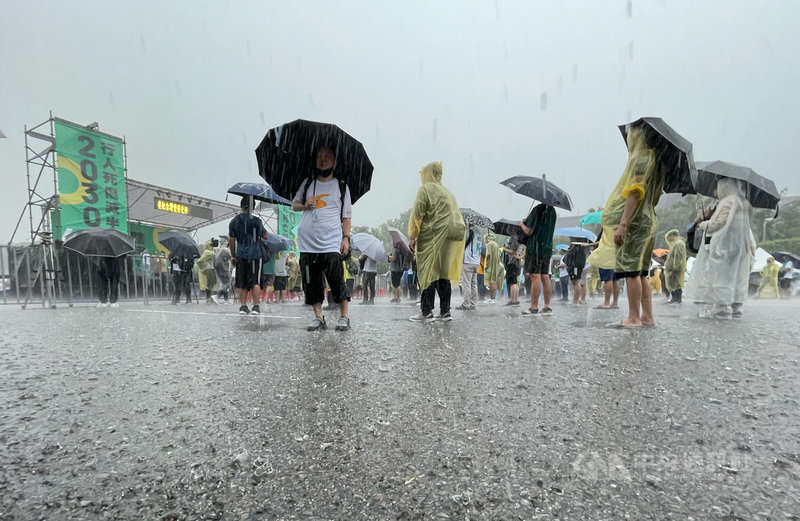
[0,243,202,307]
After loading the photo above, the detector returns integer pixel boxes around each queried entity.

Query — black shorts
[273,275,288,291]
[299,252,350,305]
[235,258,262,290]
[615,270,649,279]
[569,266,584,281]
[525,255,551,275]
[260,274,275,288]
[505,270,518,286]
[391,271,403,288]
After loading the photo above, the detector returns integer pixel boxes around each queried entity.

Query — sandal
[521,307,540,316]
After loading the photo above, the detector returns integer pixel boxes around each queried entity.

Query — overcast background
[1,0,798,242]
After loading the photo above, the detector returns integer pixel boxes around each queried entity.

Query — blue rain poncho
[684,179,755,305]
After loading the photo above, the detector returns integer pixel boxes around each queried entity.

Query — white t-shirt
[274,251,288,276]
[294,178,352,254]
[463,234,481,265]
[364,256,377,273]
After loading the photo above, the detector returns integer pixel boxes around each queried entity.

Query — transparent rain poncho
[483,233,505,286]
[663,230,687,291]
[685,179,755,305]
[757,260,780,298]
[287,252,301,290]
[195,240,220,292]
[408,162,466,291]
[587,125,665,274]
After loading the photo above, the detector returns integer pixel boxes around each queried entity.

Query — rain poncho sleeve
[483,234,505,285]
[408,162,466,291]
[757,262,779,298]
[684,179,753,306]
[195,240,220,291]
[664,232,687,291]
[587,125,664,274]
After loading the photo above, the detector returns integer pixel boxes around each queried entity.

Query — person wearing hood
[587,123,665,327]
[195,239,220,304]
[663,229,687,304]
[287,251,301,299]
[214,241,232,302]
[685,178,756,319]
[757,256,780,299]
[484,232,506,303]
[408,161,466,322]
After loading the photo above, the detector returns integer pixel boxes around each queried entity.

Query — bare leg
[339,299,349,319]
[603,281,612,308]
[622,277,643,327]
[529,275,541,310]
[510,284,519,303]
[238,288,248,306]
[251,284,262,306]
[572,280,581,304]
[640,276,655,326]
[612,281,620,307]
[542,275,551,308]
[489,281,497,300]
[312,302,323,318]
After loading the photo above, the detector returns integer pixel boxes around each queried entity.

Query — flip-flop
[610,306,620,309]
[606,321,641,329]
[594,305,610,309]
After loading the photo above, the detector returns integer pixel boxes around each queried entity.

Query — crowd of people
[100,121,796,329]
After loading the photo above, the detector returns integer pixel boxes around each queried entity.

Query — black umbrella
[693,160,780,210]
[255,119,374,204]
[492,218,523,238]
[157,231,201,259]
[618,117,697,194]
[63,228,136,257]
[772,251,800,266]
[499,175,573,211]
[460,208,494,229]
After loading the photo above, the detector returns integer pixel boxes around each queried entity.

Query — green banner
[128,222,171,255]
[55,119,127,238]
[278,206,302,253]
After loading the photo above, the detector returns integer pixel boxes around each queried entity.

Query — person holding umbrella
[229,196,269,315]
[520,203,557,315]
[292,145,353,332]
[408,161,465,322]
[587,123,666,327]
[684,178,756,319]
[97,256,122,307]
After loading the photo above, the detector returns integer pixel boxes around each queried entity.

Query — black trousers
[421,279,451,316]
[173,271,192,303]
[300,252,350,306]
[99,272,120,304]
[362,272,376,302]
[671,288,682,303]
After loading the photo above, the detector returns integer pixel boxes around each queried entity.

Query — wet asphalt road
[1,295,799,520]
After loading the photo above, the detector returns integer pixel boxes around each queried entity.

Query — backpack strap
[338,179,348,222]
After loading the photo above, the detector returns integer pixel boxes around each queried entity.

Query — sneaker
[307,316,326,331]
[249,305,260,315]
[436,312,452,321]
[698,308,731,320]
[210,295,219,305]
[541,307,553,315]
[335,316,350,332]
[486,299,496,304]
[110,303,119,308]
[455,304,471,310]
[409,312,434,322]
[97,302,107,308]
[238,306,249,315]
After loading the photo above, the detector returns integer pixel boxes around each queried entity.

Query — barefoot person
[587,123,666,327]
[520,203,557,315]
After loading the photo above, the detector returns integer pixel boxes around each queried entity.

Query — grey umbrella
[387,228,413,261]
[693,160,780,210]
[618,117,697,194]
[492,218,523,238]
[459,208,493,229]
[63,228,136,257]
[499,175,573,211]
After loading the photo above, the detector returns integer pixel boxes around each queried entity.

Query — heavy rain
[1,1,799,519]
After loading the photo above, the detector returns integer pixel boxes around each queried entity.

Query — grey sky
[2,0,798,243]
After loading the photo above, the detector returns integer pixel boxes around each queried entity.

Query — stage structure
[5,114,250,309]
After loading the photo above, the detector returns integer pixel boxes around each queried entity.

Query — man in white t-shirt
[360,254,378,304]
[292,146,353,332]
[456,224,481,310]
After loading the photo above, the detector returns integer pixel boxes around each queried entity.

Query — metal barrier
[0,243,203,307]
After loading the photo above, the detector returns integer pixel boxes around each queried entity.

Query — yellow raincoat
[287,253,301,290]
[483,233,505,286]
[587,124,665,274]
[408,162,465,291]
[664,230,687,291]
[757,259,779,298]
[195,240,219,291]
